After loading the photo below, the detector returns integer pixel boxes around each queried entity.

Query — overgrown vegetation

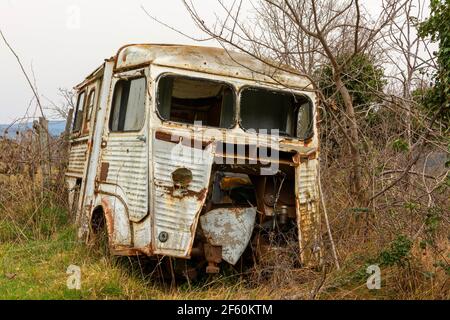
[1,0,449,300]
[1,135,448,299]
[317,53,386,109]
[419,0,450,125]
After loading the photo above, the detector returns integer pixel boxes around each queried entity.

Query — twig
[369,103,446,203]
[381,169,438,180]
[0,28,45,118]
[318,164,340,270]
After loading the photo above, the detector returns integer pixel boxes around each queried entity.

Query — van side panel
[296,158,321,266]
[67,139,88,177]
[100,135,148,222]
[152,137,215,257]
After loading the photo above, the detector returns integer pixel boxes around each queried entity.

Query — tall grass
[0,133,448,300]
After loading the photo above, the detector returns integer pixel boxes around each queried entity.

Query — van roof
[77,44,314,90]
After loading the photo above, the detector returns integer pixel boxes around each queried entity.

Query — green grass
[0,226,147,299]
[0,184,272,300]
[0,225,273,300]
[0,197,447,300]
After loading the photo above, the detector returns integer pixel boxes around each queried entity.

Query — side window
[86,89,96,121]
[109,77,146,132]
[72,91,86,132]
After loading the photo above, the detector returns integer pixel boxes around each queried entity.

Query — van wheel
[90,207,110,255]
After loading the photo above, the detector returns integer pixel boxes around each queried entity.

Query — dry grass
[0,131,448,300]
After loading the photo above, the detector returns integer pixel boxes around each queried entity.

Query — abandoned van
[66,44,320,275]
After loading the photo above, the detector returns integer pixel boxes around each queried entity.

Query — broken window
[109,77,146,132]
[72,90,86,132]
[240,87,313,139]
[157,75,235,128]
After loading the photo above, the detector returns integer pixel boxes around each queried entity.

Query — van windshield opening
[240,87,313,139]
[157,75,235,128]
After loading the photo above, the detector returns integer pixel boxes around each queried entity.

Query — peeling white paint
[200,207,257,265]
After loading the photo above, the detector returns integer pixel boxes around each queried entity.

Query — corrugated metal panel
[297,158,319,204]
[102,135,148,222]
[67,141,88,176]
[152,138,214,257]
[296,158,321,266]
[132,215,152,248]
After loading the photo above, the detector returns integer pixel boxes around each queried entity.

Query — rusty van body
[66,44,321,273]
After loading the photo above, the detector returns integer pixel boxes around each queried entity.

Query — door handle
[136,135,146,142]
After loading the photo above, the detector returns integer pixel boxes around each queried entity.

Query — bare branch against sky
[0,0,216,123]
[0,0,429,123]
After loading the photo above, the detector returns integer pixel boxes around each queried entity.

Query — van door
[73,80,100,222]
[98,69,149,238]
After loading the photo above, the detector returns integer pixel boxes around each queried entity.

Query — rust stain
[155,130,211,150]
[99,162,109,182]
[293,153,300,165]
[204,243,222,263]
[304,137,313,147]
[161,186,207,201]
[100,196,114,243]
[154,130,172,142]
[113,44,314,90]
[294,151,317,164]
[111,246,149,256]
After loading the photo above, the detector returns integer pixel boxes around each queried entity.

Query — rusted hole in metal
[171,167,193,188]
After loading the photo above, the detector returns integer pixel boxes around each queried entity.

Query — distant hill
[0,120,66,138]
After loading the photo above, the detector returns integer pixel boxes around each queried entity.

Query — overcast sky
[0,1,403,123]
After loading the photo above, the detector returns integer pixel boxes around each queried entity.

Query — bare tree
[44,88,75,121]
[385,0,437,147]
[175,0,408,204]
